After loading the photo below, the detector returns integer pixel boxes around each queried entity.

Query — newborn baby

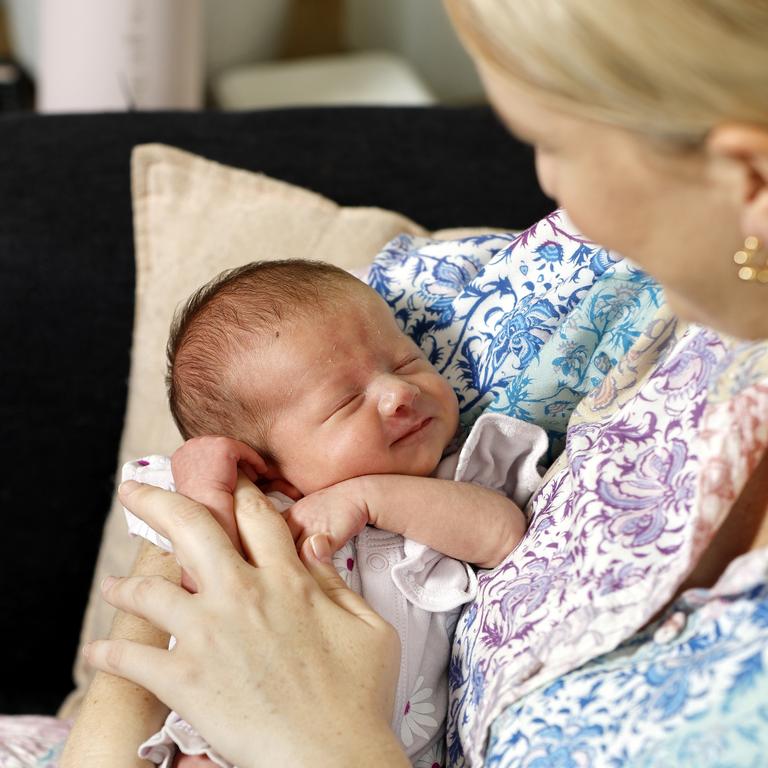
[124,260,547,768]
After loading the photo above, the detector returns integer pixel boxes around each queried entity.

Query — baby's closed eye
[395,356,421,372]
[324,392,363,422]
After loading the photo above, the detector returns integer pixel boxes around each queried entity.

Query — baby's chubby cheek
[288,447,371,495]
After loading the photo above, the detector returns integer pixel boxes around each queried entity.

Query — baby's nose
[377,377,419,418]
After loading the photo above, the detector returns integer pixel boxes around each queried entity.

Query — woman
[66,1,768,766]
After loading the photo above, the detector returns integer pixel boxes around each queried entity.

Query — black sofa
[0,106,553,715]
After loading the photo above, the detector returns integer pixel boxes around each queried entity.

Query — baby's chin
[399,448,446,478]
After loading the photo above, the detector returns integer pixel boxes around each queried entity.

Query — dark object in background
[0,57,34,111]
[0,106,554,715]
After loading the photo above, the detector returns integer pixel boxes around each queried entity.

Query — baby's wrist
[333,477,372,521]
[344,475,391,526]
[175,479,233,506]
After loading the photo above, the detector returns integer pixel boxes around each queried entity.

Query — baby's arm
[288,475,526,568]
[364,475,525,567]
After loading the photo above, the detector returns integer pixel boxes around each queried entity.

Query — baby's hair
[167,259,364,452]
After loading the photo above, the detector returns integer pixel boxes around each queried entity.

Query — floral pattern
[0,716,70,768]
[485,551,768,768]
[401,676,439,748]
[370,213,661,463]
[368,212,768,767]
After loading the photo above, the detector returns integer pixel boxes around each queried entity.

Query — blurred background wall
[0,0,485,113]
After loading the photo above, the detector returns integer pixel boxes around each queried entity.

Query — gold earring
[734,236,768,284]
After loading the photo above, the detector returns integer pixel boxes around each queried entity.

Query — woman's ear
[707,123,768,244]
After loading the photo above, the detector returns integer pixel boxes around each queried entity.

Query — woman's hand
[84,475,408,768]
[171,435,268,591]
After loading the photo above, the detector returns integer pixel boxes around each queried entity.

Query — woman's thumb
[300,534,382,626]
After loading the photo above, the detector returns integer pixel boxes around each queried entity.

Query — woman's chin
[666,290,768,341]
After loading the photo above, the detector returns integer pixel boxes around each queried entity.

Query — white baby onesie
[123,413,547,768]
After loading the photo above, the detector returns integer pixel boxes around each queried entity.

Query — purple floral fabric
[448,314,768,766]
[0,716,70,767]
[367,213,768,766]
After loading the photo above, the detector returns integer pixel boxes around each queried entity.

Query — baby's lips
[390,417,431,444]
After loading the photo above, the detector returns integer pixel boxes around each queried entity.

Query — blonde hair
[445,0,768,145]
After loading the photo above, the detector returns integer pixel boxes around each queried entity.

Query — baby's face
[242,287,459,495]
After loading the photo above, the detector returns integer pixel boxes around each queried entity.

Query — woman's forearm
[60,540,179,768]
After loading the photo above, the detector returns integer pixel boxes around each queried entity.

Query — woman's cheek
[534,150,558,201]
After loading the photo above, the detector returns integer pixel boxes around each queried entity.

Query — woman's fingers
[89,484,403,768]
[300,535,391,631]
[233,473,300,568]
[100,573,192,636]
[83,638,172,696]
[119,481,242,589]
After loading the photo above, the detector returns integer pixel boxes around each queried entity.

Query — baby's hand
[171,436,267,499]
[284,481,369,554]
[171,437,268,592]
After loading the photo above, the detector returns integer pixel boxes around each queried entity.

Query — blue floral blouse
[368,211,768,768]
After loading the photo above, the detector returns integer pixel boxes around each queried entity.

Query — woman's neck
[753,492,768,551]
[679,447,768,593]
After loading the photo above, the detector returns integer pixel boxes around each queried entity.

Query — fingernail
[101,575,116,591]
[310,534,332,564]
[118,480,140,495]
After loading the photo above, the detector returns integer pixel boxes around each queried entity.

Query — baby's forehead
[267,305,409,386]
[310,293,407,345]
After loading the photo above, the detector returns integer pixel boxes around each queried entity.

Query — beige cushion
[60,143,494,717]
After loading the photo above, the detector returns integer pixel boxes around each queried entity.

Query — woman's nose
[377,376,419,418]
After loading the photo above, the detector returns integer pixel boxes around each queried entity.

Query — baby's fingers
[233,443,269,476]
[297,511,362,556]
[238,460,260,484]
[281,510,304,545]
